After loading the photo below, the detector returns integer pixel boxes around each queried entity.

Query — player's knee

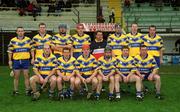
[51,77,57,83]
[135,76,141,82]
[75,80,80,86]
[155,75,161,81]
[92,78,98,85]
[30,76,36,84]
[115,76,120,82]
[57,77,62,83]
[70,77,75,83]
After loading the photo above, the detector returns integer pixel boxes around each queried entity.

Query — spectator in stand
[16,0,29,16]
[109,8,115,23]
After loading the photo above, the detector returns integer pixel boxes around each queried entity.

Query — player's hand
[148,74,154,81]
[81,78,86,84]
[63,76,67,81]
[8,60,13,69]
[103,76,108,81]
[66,76,71,81]
[160,59,163,64]
[31,58,35,65]
[86,78,91,83]
[123,77,128,83]
[138,75,144,79]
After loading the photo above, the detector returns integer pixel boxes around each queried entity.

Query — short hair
[131,22,138,26]
[95,30,103,35]
[149,25,156,29]
[76,23,84,29]
[39,22,46,27]
[63,47,71,53]
[16,26,24,31]
[121,45,129,50]
[140,44,147,49]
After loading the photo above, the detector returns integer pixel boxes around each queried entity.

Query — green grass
[0,65,180,112]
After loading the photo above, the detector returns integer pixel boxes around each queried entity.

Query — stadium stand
[123,2,180,33]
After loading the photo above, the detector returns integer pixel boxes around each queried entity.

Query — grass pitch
[0,65,180,112]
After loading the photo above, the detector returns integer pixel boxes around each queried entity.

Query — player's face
[140,47,148,56]
[149,27,156,36]
[131,24,138,33]
[122,48,129,57]
[16,28,25,37]
[115,27,122,34]
[63,51,70,58]
[104,51,112,58]
[96,32,103,40]
[77,26,84,34]
[83,49,90,56]
[39,25,46,34]
[59,28,67,34]
[43,45,51,55]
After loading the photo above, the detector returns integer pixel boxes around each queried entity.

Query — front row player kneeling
[30,44,57,101]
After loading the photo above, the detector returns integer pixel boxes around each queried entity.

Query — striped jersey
[33,53,58,76]
[7,36,33,60]
[76,54,98,76]
[107,33,128,56]
[70,34,91,53]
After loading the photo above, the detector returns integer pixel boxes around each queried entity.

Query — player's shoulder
[50,54,57,60]
[155,34,162,39]
[77,55,83,60]
[147,54,155,59]
[10,37,18,41]
[24,36,31,39]
[134,55,141,59]
[54,33,60,37]
[116,55,122,60]
[46,33,52,37]
[33,34,40,38]
[128,56,134,60]
[70,56,77,61]
[108,33,115,37]
[83,33,90,37]
[98,56,104,61]
[57,56,63,61]
[90,54,96,60]
[112,56,117,61]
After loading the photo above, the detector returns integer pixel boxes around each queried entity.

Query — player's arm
[7,41,13,69]
[56,69,64,78]
[106,69,115,78]
[33,68,43,79]
[160,38,165,64]
[8,52,13,69]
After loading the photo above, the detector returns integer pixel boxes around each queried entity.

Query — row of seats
[123,3,180,30]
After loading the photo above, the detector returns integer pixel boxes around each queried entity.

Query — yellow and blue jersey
[76,54,98,76]
[70,34,91,53]
[52,33,72,55]
[7,36,33,60]
[142,34,163,57]
[32,34,52,57]
[98,56,116,76]
[33,53,58,77]
[107,33,128,56]
[116,55,137,75]
[57,56,77,76]
[134,54,159,74]
[126,33,143,57]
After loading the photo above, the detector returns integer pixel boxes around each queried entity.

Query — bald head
[43,44,51,56]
